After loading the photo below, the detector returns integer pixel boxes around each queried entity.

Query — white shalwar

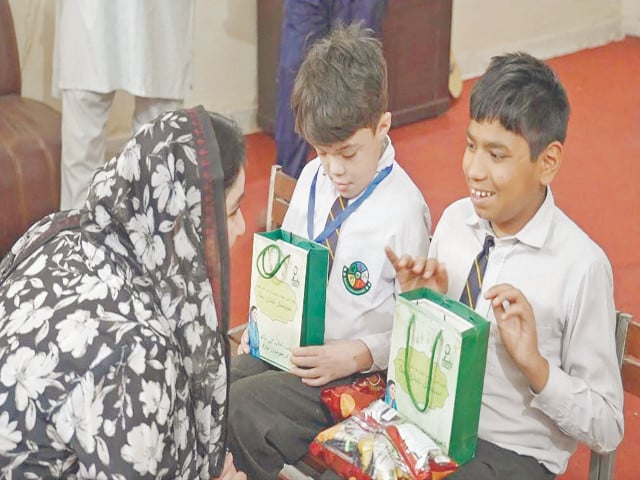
[53,0,194,210]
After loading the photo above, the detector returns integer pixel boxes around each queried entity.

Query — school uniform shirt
[429,189,624,474]
[52,0,194,99]
[282,138,431,370]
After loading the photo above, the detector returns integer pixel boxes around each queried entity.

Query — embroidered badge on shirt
[342,261,371,295]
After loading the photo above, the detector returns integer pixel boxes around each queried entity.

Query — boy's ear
[537,141,563,186]
[376,111,392,137]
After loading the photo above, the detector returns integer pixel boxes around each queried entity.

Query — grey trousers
[227,354,356,480]
[448,439,556,480]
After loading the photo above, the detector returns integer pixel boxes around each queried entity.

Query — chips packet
[321,373,386,421]
[428,449,458,479]
[311,400,455,479]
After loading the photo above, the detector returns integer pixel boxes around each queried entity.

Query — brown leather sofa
[0,0,61,259]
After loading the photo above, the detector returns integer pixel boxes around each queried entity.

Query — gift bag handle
[256,244,291,279]
[404,314,443,412]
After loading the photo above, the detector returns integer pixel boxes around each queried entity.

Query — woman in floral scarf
[0,107,246,479]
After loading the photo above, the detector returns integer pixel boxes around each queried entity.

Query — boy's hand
[289,340,373,387]
[236,328,250,355]
[212,452,247,480]
[485,284,549,393]
[385,246,448,294]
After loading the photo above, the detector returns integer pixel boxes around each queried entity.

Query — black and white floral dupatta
[0,106,231,479]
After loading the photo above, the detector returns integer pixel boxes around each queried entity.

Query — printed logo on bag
[342,261,371,295]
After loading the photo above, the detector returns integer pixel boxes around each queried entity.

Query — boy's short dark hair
[291,23,388,146]
[470,52,570,159]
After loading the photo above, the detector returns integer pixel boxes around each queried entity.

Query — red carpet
[230,36,640,479]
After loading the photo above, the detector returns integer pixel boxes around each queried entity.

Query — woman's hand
[289,339,373,387]
[385,246,448,294]
[212,452,247,480]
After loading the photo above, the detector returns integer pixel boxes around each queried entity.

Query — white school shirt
[282,139,431,370]
[429,189,624,474]
[52,0,194,99]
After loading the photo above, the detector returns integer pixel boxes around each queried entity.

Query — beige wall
[452,0,623,77]
[622,0,640,36]
[8,0,635,142]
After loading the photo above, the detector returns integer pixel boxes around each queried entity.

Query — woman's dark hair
[207,111,246,189]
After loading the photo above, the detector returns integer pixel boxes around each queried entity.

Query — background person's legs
[333,0,386,32]
[60,89,114,210]
[133,96,183,134]
[274,0,331,179]
[274,0,387,180]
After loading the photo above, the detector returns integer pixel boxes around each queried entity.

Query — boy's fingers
[425,258,437,276]
[421,258,440,278]
[237,328,250,354]
[411,256,427,275]
[435,262,448,280]
[485,283,517,299]
[290,366,321,381]
[291,345,319,357]
[301,376,325,387]
[290,354,317,368]
[486,285,532,321]
[384,245,398,264]
[385,246,415,269]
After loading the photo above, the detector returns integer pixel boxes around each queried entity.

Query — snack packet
[385,424,431,479]
[321,373,386,421]
[311,400,444,479]
[428,449,458,480]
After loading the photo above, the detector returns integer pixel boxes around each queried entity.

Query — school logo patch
[342,261,371,295]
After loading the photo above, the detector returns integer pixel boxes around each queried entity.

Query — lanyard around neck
[307,163,393,242]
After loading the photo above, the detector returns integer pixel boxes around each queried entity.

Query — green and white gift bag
[386,288,490,465]
[248,229,329,371]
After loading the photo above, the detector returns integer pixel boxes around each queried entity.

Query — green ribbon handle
[256,243,291,279]
[403,313,444,413]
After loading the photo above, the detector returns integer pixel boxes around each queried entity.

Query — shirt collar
[464,187,555,248]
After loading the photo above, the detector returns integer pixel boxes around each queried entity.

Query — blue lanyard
[307,164,393,242]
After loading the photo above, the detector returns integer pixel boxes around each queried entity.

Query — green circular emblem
[342,261,372,295]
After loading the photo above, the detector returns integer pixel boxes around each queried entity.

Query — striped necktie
[323,195,347,273]
[459,235,494,309]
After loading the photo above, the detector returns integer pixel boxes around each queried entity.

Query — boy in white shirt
[387,52,623,479]
[228,24,431,479]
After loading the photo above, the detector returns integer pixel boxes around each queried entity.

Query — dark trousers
[275,0,386,178]
[448,439,556,480]
[227,354,356,480]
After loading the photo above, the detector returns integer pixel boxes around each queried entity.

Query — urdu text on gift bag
[385,288,490,465]
[248,229,329,371]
